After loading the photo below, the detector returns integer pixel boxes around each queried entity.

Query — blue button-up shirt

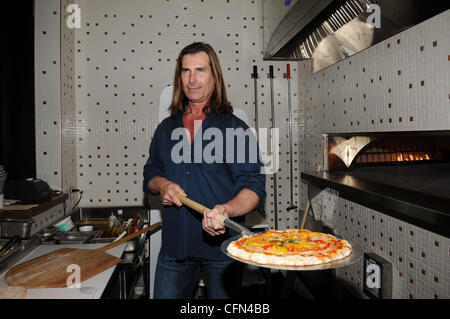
[143,111,266,261]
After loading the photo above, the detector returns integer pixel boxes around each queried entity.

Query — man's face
[180,51,215,106]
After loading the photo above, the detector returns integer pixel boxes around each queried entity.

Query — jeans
[153,254,243,299]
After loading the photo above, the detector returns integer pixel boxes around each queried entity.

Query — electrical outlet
[363,252,392,299]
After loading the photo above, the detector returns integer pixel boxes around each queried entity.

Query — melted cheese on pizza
[234,229,346,257]
[227,229,352,266]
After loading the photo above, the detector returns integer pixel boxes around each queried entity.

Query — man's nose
[189,71,197,83]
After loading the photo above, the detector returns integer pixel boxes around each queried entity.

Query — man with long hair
[143,42,266,298]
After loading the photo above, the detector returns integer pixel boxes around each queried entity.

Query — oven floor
[348,163,450,200]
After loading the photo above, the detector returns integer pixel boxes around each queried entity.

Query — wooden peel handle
[176,194,227,225]
[98,221,163,252]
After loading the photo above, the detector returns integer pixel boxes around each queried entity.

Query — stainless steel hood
[264,0,449,73]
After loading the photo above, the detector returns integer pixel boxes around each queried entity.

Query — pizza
[227,229,352,266]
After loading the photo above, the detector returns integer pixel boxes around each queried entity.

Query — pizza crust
[227,229,352,267]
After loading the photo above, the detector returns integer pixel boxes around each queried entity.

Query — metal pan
[221,234,363,271]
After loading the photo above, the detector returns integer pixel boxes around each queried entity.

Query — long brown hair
[169,42,233,117]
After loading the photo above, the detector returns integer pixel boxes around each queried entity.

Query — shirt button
[186,170,190,175]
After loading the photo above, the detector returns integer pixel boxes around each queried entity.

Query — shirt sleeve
[225,118,266,208]
[143,124,165,195]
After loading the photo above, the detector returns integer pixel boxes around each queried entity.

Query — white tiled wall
[299,11,450,299]
[35,0,62,191]
[35,0,303,230]
[316,189,450,299]
[34,0,78,210]
[61,0,78,209]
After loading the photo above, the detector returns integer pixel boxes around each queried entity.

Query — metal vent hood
[264,0,449,73]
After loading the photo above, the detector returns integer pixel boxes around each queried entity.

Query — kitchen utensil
[268,65,278,229]
[113,218,133,241]
[284,64,298,213]
[113,231,127,242]
[251,65,259,132]
[127,215,141,235]
[113,218,134,242]
[53,231,97,244]
[4,221,162,288]
[176,195,254,236]
[0,236,21,257]
[300,200,311,229]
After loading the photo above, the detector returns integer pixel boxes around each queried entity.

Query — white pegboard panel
[34,0,62,191]
[34,0,79,210]
[61,0,78,210]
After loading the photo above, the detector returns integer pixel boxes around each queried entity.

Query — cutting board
[5,221,162,289]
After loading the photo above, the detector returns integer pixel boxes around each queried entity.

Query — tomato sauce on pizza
[227,229,352,266]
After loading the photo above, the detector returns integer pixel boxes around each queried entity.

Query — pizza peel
[177,195,363,271]
[176,194,254,236]
[4,221,162,289]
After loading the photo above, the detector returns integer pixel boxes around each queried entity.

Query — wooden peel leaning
[4,221,162,289]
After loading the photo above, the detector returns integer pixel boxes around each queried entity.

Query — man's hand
[202,204,228,236]
[160,181,187,207]
[149,177,187,207]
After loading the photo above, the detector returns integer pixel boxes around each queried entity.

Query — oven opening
[325,132,450,171]
[302,131,450,238]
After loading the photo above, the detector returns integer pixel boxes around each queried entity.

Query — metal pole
[285,64,298,212]
[251,65,259,133]
[268,65,278,229]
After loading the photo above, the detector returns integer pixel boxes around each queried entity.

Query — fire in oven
[323,131,450,171]
[299,130,450,238]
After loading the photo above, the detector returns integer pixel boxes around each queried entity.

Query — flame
[396,152,430,162]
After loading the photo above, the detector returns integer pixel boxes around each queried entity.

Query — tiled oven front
[316,189,450,299]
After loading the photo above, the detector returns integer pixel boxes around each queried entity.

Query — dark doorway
[0,0,36,181]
